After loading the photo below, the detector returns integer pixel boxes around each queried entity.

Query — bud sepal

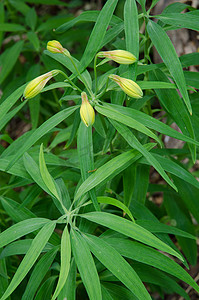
[47,40,71,57]
[23,70,59,100]
[98,50,136,65]
[80,92,95,127]
[109,74,143,99]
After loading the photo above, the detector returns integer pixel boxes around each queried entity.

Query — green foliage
[0,0,199,299]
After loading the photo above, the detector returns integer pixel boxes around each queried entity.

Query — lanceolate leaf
[0,218,50,248]
[149,69,196,162]
[95,104,162,146]
[0,84,25,123]
[71,229,102,300]
[21,247,59,300]
[0,41,24,84]
[74,143,155,201]
[97,196,135,222]
[102,103,199,147]
[77,122,100,210]
[124,0,139,58]
[6,105,79,170]
[154,13,199,31]
[81,212,183,261]
[84,233,151,300]
[110,119,177,191]
[39,144,60,201]
[0,221,56,300]
[80,0,119,71]
[104,238,199,293]
[147,20,192,114]
[52,226,71,300]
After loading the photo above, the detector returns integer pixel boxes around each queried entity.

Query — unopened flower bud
[23,70,59,99]
[47,40,70,57]
[80,92,95,127]
[109,74,143,99]
[98,50,136,65]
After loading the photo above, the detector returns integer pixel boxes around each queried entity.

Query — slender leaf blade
[0,221,56,300]
[52,226,71,300]
[71,229,102,300]
[81,212,183,261]
[147,20,192,114]
[84,234,151,300]
[80,0,118,71]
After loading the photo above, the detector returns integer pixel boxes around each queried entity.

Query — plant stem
[69,56,94,97]
[94,53,99,95]
[58,70,82,93]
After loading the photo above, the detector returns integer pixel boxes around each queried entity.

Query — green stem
[58,70,82,93]
[94,53,99,95]
[97,76,109,98]
[68,56,94,97]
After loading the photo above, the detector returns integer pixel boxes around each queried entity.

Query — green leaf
[0,23,25,31]
[105,237,199,293]
[77,122,100,210]
[39,144,60,201]
[9,0,30,15]
[101,283,137,300]
[24,152,66,215]
[95,104,162,147]
[137,80,192,90]
[81,212,183,261]
[130,263,190,300]
[23,153,53,196]
[71,229,102,300]
[124,0,139,58]
[80,0,119,71]
[74,143,155,201]
[154,13,199,31]
[52,226,71,300]
[149,69,196,162]
[25,7,37,30]
[184,70,199,89]
[0,84,25,124]
[102,103,199,147]
[97,196,135,222]
[110,119,177,191]
[0,3,5,47]
[0,240,53,259]
[147,20,192,114]
[164,191,197,266]
[57,258,76,300]
[6,105,78,170]
[0,41,24,84]
[34,276,57,300]
[140,152,199,191]
[44,51,92,91]
[123,164,136,208]
[131,164,150,204]
[0,218,49,248]
[136,220,196,239]
[0,196,35,222]
[21,247,59,300]
[84,233,151,300]
[172,176,199,224]
[56,11,122,33]
[27,31,40,51]
[0,221,56,300]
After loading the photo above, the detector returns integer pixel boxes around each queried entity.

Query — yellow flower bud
[47,40,70,57]
[98,50,136,64]
[23,70,59,99]
[109,74,143,99]
[80,92,95,127]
